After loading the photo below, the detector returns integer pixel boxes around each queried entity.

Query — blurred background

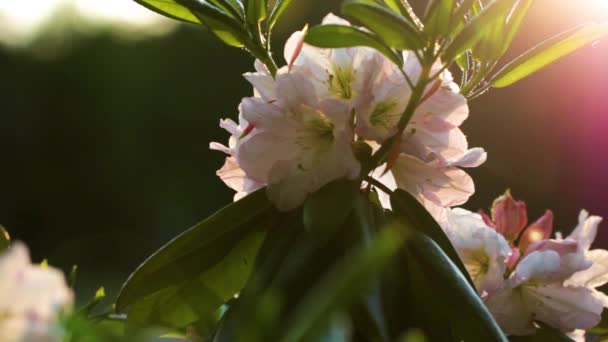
[1,0,607,302]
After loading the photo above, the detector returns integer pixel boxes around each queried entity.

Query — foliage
[3,0,607,341]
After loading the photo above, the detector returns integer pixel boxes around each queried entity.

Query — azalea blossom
[448,192,608,339]
[212,13,485,213]
[212,71,360,211]
[368,54,486,219]
[444,208,510,296]
[0,243,74,342]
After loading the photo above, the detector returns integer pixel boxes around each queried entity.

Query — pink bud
[491,190,528,241]
[506,246,521,270]
[288,25,308,72]
[518,210,554,253]
[524,238,578,256]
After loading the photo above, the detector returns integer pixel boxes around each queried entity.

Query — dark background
[1,0,607,301]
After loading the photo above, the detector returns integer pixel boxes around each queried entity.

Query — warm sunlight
[0,0,175,47]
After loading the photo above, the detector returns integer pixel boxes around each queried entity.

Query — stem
[365,176,393,195]
[246,21,279,77]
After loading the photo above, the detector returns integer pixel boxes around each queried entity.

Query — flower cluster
[0,243,73,342]
[445,191,608,339]
[211,14,485,212]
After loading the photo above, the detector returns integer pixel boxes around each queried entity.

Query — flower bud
[519,210,554,253]
[491,191,528,241]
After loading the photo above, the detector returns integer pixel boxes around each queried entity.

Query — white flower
[444,208,511,296]
[284,14,383,104]
[486,249,603,336]
[0,243,73,342]
[213,13,485,213]
[478,205,607,338]
[365,54,485,217]
[213,72,360,211]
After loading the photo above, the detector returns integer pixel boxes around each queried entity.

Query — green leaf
[303,178,360,236]
[424,0,455,37]
[389,189,476,289]
[132,0,202,24]
[209,0,245,21]
[126,229,267,332]
[407,232,508,342]
[492,23,608,88]
[245,0,267,24]
[116,189,275,329]
[267,0,293,30]
[348,195,391,341]
[382,0,424,30]
[279,226,407,342]
[180,0,250,47]
[499,0,533,56]
[342,0,423,51]
[0,225,10,252]
[443,0,517,62]
[305,24,403,67]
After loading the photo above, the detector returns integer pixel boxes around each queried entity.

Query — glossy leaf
[424,0,455,37]
[125,230,266,331]
[407,232,508,342]
[183,0,250,47]
[342,0,423,50]
[267,0,293,30]
[389,189,476,289]
[279,226,406,342]
[492,23,608,88]
[132,0,201,24]
[443,0,517,62]
[303,178,360,236]
[383,0,423,30]
[209,0,245,20]
[116,189,274,313]
[245,0,267,24]
[305,24,403,66]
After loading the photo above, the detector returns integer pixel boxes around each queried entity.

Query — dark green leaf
[279,226,407,342]
[116,189,275,329]
[0,225,10,252]
[245,0,267,24]
[443,0,517,62]
[349,195,390,341]
[126,229,266,332]
[179,0,250,47]
[302,178,360,236]
[208,0,245,21]
[407,233,508,342]
[492,23,608,88]
[305,24,403,66]
[267,0,293,30]
[389,189,476,289]
[342,0,424,50]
